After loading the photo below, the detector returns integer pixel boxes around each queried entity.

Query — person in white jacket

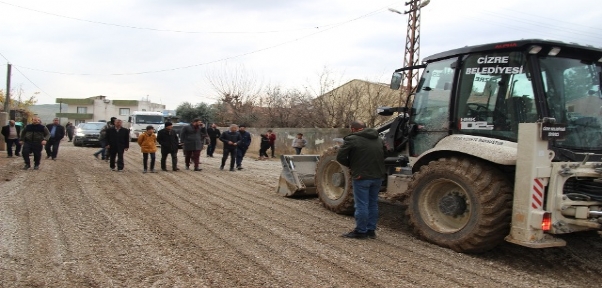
[291,133,307,155]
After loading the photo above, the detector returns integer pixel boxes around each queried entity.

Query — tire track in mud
[148,172,413,287]
[0,173,32,285]
[85,150,602,284]
[81,150,412,286]
[145,168,496,284]
[3,144,602,287]
[2,162,80,286]
[95,161,382,287]
[182,170,535,287]
[71,157,226,287]
[181,160,600,288]
[32,154,145,287]
[77,163,262,285]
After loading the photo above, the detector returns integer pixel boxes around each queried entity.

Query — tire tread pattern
[315,147,355,215]
[405,157,513,253]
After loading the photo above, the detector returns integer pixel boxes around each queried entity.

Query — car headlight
[76,132,85,136]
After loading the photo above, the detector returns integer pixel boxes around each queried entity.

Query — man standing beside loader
[337,120,386,239]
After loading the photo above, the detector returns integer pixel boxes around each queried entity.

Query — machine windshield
[539,57,602,151]
[135,115,164,124]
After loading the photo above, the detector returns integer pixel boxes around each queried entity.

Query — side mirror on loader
[390,72,402,90]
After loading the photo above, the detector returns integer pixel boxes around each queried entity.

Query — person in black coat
[206,123,220,157]
[235,125,252,170]
[157,122,180,171]
[45,118,65,160]
[258,133,270,160]
[65,122,74,142]
[105,119,130,171]
[1,120,22,157]
[219,124,242,171]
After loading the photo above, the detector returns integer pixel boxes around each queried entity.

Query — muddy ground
[0,141,601,287]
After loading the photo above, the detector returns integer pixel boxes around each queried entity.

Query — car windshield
[539,57,602,151]
[81,123,105,130]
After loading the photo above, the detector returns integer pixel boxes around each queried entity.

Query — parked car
[73,122,106,147]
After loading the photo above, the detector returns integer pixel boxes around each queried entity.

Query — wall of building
[30,104,62,124]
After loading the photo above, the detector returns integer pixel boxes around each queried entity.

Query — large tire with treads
[406,157,513,253]
[315,147,354,215]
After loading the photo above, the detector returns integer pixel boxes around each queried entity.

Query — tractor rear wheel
[315,147,354,215]
[406,157,513,253]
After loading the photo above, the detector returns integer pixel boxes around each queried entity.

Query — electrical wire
[1,50,52,99]
[0,0,392,34]
[12,66,52,98]
[13,4,395,76]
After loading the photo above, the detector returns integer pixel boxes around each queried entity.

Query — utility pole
[4,63,11,113]
[390,0,430,106]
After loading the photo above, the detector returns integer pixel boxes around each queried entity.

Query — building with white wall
[55,95,166,125]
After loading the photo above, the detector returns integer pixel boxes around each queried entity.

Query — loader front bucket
[277,154,320,197]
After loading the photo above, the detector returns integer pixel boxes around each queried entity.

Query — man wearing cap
[157,121,180,171]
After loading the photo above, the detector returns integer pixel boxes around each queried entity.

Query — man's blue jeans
[352,178,382,233]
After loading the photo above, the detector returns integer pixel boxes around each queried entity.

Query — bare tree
[260,85,314,128]
[304,67,362,128]
[206,64,263,126]
[356,80,401,127]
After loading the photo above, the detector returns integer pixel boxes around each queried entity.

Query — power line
[14,3,397,76]
[12,66,52,98]
[0,0,389,34]
[0,50,52,99]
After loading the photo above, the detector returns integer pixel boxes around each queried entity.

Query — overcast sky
[1,0,601,110]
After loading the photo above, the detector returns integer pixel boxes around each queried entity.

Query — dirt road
[1,142,601,287]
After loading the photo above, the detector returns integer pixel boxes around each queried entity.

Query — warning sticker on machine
[460,121,494,130]
[540,123,567,140]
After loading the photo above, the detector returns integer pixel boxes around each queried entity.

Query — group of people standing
[2,117,66,170]
[3,117,286,174]
[90,118,259,173]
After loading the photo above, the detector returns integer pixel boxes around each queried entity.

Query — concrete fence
[213,127,350,157]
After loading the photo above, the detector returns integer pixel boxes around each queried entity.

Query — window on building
[75,120,86,125]
[77,107,87,114]
[119,108,130,116]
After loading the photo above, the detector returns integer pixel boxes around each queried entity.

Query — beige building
[55,95,166,125]
[314,79,403,128]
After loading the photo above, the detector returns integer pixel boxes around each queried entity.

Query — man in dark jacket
[337,120,386,239]
[219,124,242,171]
[179,118,207,171]
[157,122,180,171]
[235,125,252,170]
[65,122,74,142]
[1,120,22,158]
[94,117,115,160]
[19,117,50,170]
[45,117,65,160]
[206,123,220,157]
[105,119,130,171]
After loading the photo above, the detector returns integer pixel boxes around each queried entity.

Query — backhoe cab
[278,39,602,253]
